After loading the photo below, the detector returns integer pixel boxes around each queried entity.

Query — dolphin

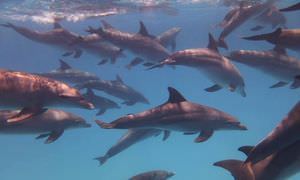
[215,142,300,180]
[96,87,247,143]
[37,59,100,84]
[228,46,300,88]
[156,27,181,51]
[129,170,175,180]
[218,0,279,49]
[149,34,246,97]
[94,128,165,166]
[0,109,91,144]
[243,101,300,165]
[291,75,300,89]
[86,20,170,68]
[75,75,149,106]
[0,69,94,124]
[280,2,300,12]
[83,88,120,116]
[243,28,300,52]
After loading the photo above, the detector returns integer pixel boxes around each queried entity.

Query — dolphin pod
[96,87,247,143]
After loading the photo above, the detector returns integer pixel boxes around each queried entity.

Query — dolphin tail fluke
[94,156,108,166]
[214,160,255,180]
[218,38,228,49]
[95,120,114,129]
[242,28,282,42]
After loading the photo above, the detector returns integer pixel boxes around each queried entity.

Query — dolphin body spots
[96,87,247,143]
[0,69,94,124]
[37,59,100,84]
[129,170,175,180]
[214,142,300,180]
[243,28,300,52]
[83,88,120,116]
[94,128,164,166]
[86,20,170,66]
[75,75,149,106]
[0,109,91,144]
[149,34,246,97]
[218,0,279,49]
[280,2,300,12]
[228,46,300,89]
[244,101,300,165]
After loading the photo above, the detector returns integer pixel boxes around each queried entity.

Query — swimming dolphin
[156,27,181,51]
[215,141,300,180]
[83,88,120,116]
[149,34,246,97]
[0,109,91,144]
[218,0,279,49]
[243,101,300,165]
[280,2,300,12]
[96,87,247,143]
[0,69,94,124]
[86,20,170,68]
[243,28,300,52]
[253,5,286,30]
[75,75,149,106]
[228,46,300,88]
[291,75,300,89]
[37,59,100,84]
[129,170,175,180]
[94,128,165,166]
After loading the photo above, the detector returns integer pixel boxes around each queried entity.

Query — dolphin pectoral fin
[58,59,72,70]
[238,146,254,157]
[194,130,213,143]
[163,130,171,141]
[270,81,288,88]
[6,107,47,124]
[183,132,197,135]
[96,109,106,116]
[62,51,74,57]
[205,84,222,92]
[36,133,51,140]
[73,49,82,58]
[45,130,64,144]
[98,59,109,66]
[126,57,144,69]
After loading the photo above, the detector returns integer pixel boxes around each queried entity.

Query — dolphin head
[67,114,91,129]
[221,113,247,131]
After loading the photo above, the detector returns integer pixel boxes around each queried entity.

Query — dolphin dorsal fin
[53,22,62,29]
[86,88,95,97]
[238,146,254,156]
[273,45,287,55]
[138,21,151,37]
[207,33,219,52]
[101,20,114,29]
[58,59,71,70]
[116,75,124,83]
[167,87,187,103]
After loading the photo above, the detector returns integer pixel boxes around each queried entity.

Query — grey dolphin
[83,88,120,116]
[37,59,100,84]
[243,28,300,52]
[86,20,170,67]
[94,128,165,166]
[218,0,278,49]
[280,2,300,12]
[244,101,300,165]
[149,34,246,97]
[0,69,94,124]
[228,46,300,88]
[96,87,247,143]
[75,75,149,106]
[215,142,300,180]
[0,109,91,144]
[129,170,175,180]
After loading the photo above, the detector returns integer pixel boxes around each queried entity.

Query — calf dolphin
[243,28,300,52]
[86,20,170,68]
[96,87,247,143]
[83,88,120,116]
[75,75,149,106]
[228,46,300,88]
[129,170,175,180]
[149,34,246,97]
[37,59,100,84]
[0,69,94,124]
[215,142,300,180]
[94,128,164,166]
[280,2,300,12]
[218,0,278,49]
[0,109,91,144]
[244,101,300,165]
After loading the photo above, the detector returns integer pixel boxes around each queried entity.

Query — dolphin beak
[169,172,176,177]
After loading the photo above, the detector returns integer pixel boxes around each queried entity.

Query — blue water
[0,1,300,180]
